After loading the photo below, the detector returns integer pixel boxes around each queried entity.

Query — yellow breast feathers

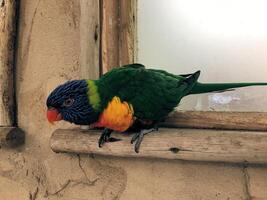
[92,96,134,132]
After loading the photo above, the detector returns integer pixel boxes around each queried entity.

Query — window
[100,0,267,131]
[137,0,267,113]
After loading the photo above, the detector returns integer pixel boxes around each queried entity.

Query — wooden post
[80,0,100,79]
[101,0,120,73]
[0,0,17,126]
[0,127,25,148]
[118,0,136,66]
[101,0,137,73]
[51,128,267,164]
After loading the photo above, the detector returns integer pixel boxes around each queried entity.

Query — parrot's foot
[98,128,121,147]
[131,127,158,153]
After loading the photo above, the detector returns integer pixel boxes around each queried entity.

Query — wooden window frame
[0,0,25,148]
[50,0,267,164]
[100,0,136,73]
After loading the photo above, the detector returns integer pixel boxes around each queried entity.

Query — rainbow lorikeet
[46,64,267,153]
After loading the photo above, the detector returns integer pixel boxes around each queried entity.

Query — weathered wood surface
[80,0,100,79]
[51,128,267,164]
[118,0,136,66]
[162,111,267,131]
[0,127,25,148]
[101,0,136,73]
[101,0,120,73]
[0,0,17,126]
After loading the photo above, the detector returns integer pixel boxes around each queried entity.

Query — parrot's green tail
[189,82,267,95]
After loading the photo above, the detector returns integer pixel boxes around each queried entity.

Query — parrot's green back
[95,64,267,121]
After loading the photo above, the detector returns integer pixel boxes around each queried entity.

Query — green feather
[87,80,101,111]
[190,82,267,94]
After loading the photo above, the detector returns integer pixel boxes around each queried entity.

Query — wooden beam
[162,111,267,131]
[50,128,267,164]
[0,127,25,148]
[100,0,120,73]
[118,0,136,66]
[0,0,17,126]
[100,0,137,73]
[80,0,100,79]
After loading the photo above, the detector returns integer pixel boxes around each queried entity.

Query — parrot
[46,63,267,153]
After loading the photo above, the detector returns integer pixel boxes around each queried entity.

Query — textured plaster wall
[0,0,266,199]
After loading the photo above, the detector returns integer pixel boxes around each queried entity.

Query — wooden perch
[50,128,267,164]
[0,0,17,126]
[0,127,25,148]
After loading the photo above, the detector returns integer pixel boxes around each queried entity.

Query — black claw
[98,136,105,148]
[131,133,139,144]
[131,127,159,153]
[108,137,122,142]
[98,129,113,148]
[134,132,144,153]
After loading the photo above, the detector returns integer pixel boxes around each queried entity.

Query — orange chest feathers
[92,96,134,132]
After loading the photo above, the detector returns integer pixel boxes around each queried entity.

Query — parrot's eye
[63,98,74,107]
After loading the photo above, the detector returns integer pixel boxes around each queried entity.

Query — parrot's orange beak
[47,108,62,124]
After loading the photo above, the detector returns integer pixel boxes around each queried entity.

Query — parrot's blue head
[46,80,99,125]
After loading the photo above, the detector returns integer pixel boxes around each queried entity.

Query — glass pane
[137,0,267,111]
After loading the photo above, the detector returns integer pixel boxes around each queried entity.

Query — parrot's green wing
[96,63,267,122]
[97,64,199,121]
